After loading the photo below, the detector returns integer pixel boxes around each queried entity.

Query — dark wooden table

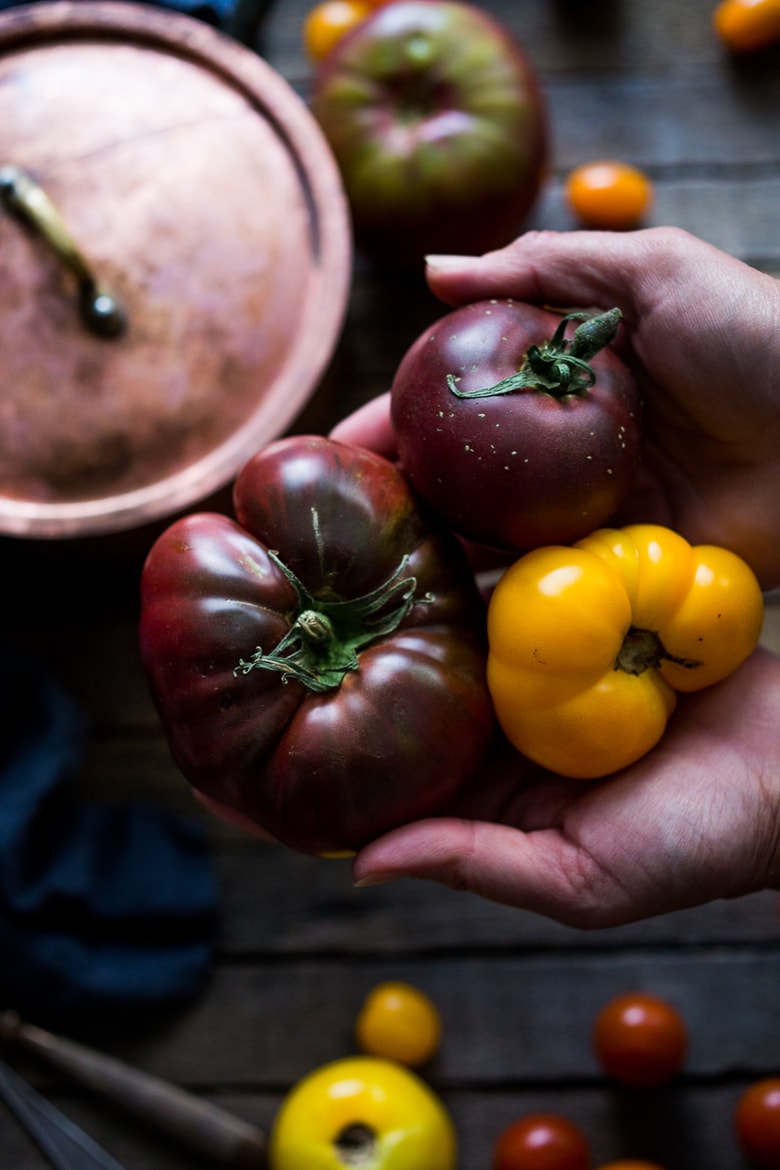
[2,1,779,1166]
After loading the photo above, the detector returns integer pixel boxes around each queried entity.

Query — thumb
[329,392,397,458]
[352,817,626,929]
[424,227,679,317]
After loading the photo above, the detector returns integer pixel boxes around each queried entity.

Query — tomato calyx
[446,307,623,401]
[335,1122,377,1165]
[616,626,701,676]
[235,549,422,692]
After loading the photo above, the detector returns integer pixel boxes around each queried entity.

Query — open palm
[354,649,780,926]
[335,229,780,924]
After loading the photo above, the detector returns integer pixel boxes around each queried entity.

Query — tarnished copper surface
[0,1,351,537]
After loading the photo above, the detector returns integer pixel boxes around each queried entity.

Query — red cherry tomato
[592,992,688,1088]
[735,1078,780,1169]
[493,1112,590,1170]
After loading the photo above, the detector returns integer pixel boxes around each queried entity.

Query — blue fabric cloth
[0,655,218,1030]
[0,0,240,27]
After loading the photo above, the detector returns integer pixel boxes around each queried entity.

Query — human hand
[333,227,780,923]
[331,227,780,590]
[353,647,780,926]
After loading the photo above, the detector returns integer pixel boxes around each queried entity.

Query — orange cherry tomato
[713,0,780,53]
[592,992,688,1088]
[355,980,442,1067]
[565,161,653,230]
[735,1078,780,1169]
[303,0,372,61]
[493,1113,590,1170]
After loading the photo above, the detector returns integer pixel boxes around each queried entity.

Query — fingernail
[353,872,395,888]
[424,253,472,271]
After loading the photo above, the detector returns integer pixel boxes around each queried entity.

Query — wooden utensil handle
[0,1012,267,1169]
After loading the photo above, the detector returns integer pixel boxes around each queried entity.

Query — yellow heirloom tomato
[486,524,764,779]
[268,1055,457,1170]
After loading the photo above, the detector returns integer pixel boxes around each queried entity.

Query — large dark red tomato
[139,435,494,856]
[390,299,642,551]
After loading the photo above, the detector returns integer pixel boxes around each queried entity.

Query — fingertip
[424,235,551,305]
[329,392,397,459]
[424,252,494,305]
[352,818,474,889]
[424,253,474,272]
[423,228,653,313]
[352,871,395,889]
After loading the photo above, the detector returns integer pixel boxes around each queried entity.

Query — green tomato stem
[447,307,623,400]
[334,1123,377,1166]
[235,549,423,692]
[616,626,701,676]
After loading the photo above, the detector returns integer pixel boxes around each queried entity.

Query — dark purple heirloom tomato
[390,299,643,552]
[139,435,494,856]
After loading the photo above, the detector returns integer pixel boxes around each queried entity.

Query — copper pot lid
[0,1,352,537]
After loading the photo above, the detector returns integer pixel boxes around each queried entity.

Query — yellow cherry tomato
[565,161,653,230]
[303,0,372,62]
[356,982,442,1067]
[486,524,764,779]
[268,1055,457,1170]
[713,0,780,52]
